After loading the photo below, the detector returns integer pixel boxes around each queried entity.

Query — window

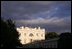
[29,33,34,37]
[24,33,26,36]
[30,39,32,42]
[36,33,38,36]
[41,34,43,37]
[24,39,26,43]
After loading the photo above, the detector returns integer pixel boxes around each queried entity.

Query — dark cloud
[1,1,71,33]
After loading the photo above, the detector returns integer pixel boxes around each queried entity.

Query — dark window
[36,33,38,36]
[41,34,43,37]
[30,39,32,42]
[29,33,34,37]
[24,39,26,43]
[24,33,26,36]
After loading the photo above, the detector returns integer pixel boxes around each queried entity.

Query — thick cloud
[15,16,71,33]
[1,1,71,33]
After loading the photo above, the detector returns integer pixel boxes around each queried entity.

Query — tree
[1,18,22,48]
[45,32,59,40]
[58,32,72,48]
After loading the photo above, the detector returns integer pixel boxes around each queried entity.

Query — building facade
[16,26,45,44]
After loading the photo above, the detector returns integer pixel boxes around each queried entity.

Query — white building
[16,26,45,44]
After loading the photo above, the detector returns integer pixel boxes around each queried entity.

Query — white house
[16,26,45,44]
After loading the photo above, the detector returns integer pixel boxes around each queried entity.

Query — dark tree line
[1,18,22,48]
[45,32,72,48]
[45,32,59,40]
[58,32,72,48]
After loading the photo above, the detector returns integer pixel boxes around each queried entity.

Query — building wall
[16,26,45,44]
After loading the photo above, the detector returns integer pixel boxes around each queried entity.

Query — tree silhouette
[45,32,59,40]
[1,18,22,48]
[58,32,72,48]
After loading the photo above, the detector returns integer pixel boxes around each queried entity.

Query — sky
[1,1,71,34]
